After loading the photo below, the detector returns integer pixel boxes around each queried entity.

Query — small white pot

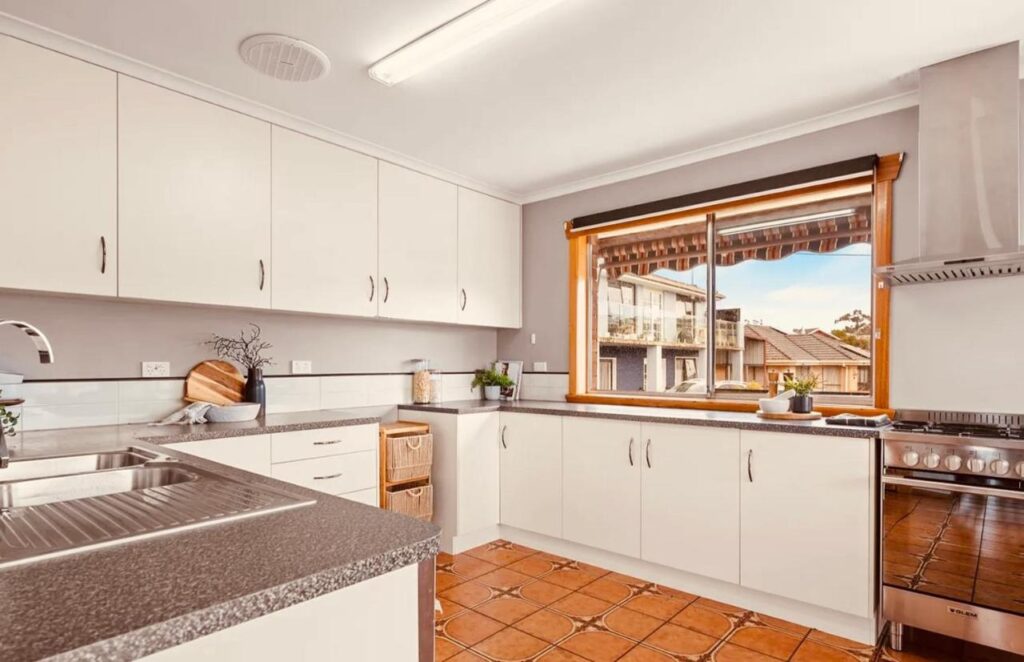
[483,385,501,401]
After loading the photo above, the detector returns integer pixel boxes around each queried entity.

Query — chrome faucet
[0,320,54,364]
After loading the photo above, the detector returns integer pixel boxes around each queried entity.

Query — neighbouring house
[596,273,743,392]
[744,325,871,395]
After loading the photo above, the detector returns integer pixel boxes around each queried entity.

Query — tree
[831,309,871,349]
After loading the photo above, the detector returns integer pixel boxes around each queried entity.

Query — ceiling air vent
[239,34,330,82]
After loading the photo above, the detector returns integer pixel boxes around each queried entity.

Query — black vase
[790,395,813,414]
[245,367,266,418]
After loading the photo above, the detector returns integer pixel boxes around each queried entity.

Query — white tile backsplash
[6,380,118,405]
[264,377,322,414]
[22,403,119,431]
[519,373,568,401]
[118,379,185,402]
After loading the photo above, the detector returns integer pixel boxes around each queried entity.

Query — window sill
[565,393,893,418]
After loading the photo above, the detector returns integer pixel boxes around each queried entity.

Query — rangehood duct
[878,42,1024,286]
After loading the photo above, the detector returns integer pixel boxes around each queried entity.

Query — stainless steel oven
[882,410,1024,655]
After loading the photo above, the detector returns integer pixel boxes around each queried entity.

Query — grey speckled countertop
[399,399,883,438]
[0,411,439,662]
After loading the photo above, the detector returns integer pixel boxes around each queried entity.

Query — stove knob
[923,452,942,469]
[944,455,963,471]
[990,459,1010,476]
[966,458,987,473]
[901,451,920,467]
[1017,461,1024,477]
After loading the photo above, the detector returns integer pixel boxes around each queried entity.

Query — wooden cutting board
[756,411,822,421]
[184,360,245,405]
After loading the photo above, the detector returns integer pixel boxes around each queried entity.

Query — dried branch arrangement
[206,323,274,371]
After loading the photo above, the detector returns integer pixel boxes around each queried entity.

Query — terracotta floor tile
[452,555,502,579]
[560,630,636,662]
[714,642,779,661]
[465,540,538,566]
[602,606,663,641]
[727,625,803,659]
[551,592,615,618]
[436,635,465,661]
[644,622,718,656]
[438,552,455,565]
[441,580,495,608]
[448,650,488,661]
[578,576,634,604]
[754,613,811,637]
[438,597,468,619]
[443,610,507,647]
[670,604,736,638]
[507,555,559,577]
[790,640,861,662]
[474,627,550,661]
[519,580,575,606]
[618,645,676,661]
[476,567,534,590]
[622,593,691,620]
[807,630,874,652]
[694,597,748,615]
[475,596,543,625]
[514,608,577,644]
[537,648,590,661]
[545,567,605,591]
[437,570,466,592]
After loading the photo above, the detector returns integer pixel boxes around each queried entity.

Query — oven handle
[883,474,1024,500]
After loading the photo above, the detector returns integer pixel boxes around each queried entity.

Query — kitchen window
[567,154,903,414]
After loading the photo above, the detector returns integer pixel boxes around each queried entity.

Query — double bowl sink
[0,447,314,568]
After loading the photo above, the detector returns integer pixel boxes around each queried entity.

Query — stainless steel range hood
[878,42,1024,286]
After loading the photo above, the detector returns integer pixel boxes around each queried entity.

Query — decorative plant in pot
[0,389,20,438]
[783,375,819,414]
[472,368,515,401]
[206,323,274,416]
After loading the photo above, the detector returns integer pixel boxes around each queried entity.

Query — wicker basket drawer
[385,484,433,521]
[386,433,433,483]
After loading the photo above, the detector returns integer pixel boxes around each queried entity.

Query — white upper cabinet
[377,162,458,323]
[118,76,271,308]
[499,413,562,538]
[0,37,116,296]
[271,127,378,316]
[641,424,740,584]
[457,188,521,328]
[740,431,873,617]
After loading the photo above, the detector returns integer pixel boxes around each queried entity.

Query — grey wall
[0,291,496,380]
[499,99,1024,413]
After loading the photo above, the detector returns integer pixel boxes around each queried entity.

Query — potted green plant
[783,375,819,413]
[472,368,515,401]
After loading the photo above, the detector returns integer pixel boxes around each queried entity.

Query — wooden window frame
[566,153,903,416]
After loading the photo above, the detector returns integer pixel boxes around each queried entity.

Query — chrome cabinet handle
[313,440,343,446]
[747,449,753,483]
[628,438,634,466]
[500,425,507,449]
[383,277,390,303]
[460,288,467,311]
[313,472,342,480]
[100,236,107,274]
[645,439,652,468]
[369,275,375,301]
[259,259,266,291]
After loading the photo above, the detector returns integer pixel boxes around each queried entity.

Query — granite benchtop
[0,409,438,661]
[399,399,883,438]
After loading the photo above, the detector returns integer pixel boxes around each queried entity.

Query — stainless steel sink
[0,450,153,483]
[0,447,314,569]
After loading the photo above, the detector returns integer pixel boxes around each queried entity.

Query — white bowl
[758,398,790,414]
[205,402,261,423]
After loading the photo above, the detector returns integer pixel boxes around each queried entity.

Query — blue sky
[656,243,871,332]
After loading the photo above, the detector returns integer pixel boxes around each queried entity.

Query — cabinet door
[641,424,740,583]
[499,413,562,538]
[562,417,642,557]
[456,412,500,536]
[457,188,521,328]
[0,36,116,295]
[118,76,271,308]
[165,435,272,476]
[740,431,872,617]
[378,162,458,323]
[271,127,378,316]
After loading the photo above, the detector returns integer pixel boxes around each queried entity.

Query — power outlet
[533,362,548,372]
[141,361,170,378]
[291,360,312,375]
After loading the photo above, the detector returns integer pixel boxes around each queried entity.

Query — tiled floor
[435,540,1018,662]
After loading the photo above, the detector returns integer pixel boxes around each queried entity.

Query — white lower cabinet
[739,431,872,617]
[498,412,562,538]
[640,424,740,584]
[562,417,642,557]
[271,425,379,504]
[164,435,272,477]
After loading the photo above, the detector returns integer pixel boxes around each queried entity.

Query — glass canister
[412,359,432,404]
[428,369,443,403]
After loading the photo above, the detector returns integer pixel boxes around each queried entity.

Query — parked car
[666,379,749,393]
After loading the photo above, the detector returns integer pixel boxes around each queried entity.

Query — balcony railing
[602,304,739,350]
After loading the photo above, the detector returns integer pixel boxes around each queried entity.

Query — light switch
[291,360,313,374]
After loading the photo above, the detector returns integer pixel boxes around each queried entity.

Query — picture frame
[493,360,524,400]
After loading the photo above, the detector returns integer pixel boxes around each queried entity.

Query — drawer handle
[369,275,375,302]
[645,439,652,468]
[313,440,343,446]
[100,236,107,274]
[628,438,634,467]
[460,288,467,311]
[405,438,423,450]
[383,277,390,303]
[259,259,266,291]
[500,425,507,449]
[747,449,754,483]
[314,472,343,480]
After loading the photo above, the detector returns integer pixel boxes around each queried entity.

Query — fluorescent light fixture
[717,208,857,236]
[369,0,565,86]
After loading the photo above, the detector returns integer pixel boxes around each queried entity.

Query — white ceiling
[2,0,1023,201]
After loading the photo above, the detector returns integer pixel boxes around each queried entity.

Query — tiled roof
[744,325,869,364]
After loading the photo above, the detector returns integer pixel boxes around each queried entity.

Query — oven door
[882,473,1024,651]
